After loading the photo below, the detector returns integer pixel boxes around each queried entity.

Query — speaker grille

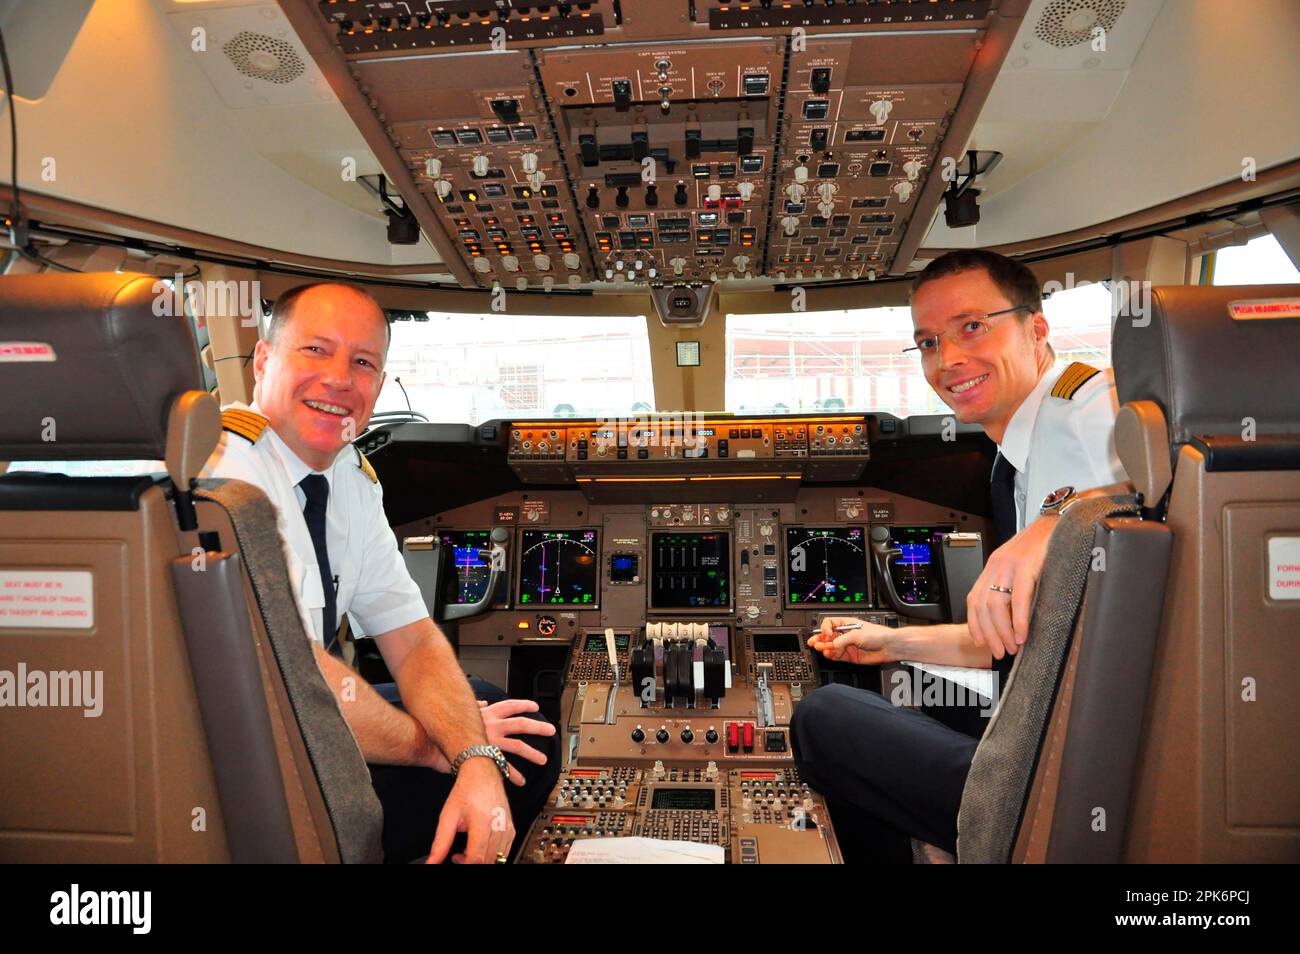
[1034,0,1126,49]
[222,31,305,85]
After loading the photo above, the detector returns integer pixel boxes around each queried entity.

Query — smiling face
[911,268,1051,445]
[252,285,388,472]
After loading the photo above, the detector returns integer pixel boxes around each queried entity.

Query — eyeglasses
[902,305,1033,357]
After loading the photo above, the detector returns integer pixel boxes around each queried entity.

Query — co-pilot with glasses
[789,249,1129,861]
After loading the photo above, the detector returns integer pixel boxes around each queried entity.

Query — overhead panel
[285,0,1023,289]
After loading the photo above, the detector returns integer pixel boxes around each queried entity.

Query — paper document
[903,661,996,701]
[564,837,725,865]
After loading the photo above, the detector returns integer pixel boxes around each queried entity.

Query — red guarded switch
[727,722,741,753]
[742,722,754,753]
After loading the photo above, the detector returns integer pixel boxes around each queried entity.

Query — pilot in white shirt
[999,361,1128,533]
[201,400,427,647]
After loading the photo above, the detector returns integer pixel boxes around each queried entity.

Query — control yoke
[442,526,509,621]
[869,525,943,621]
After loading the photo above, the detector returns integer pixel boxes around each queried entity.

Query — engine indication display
[650,531,730,608]
[518,529,600,606]
[785,527,868,605]
[440,529,509,606]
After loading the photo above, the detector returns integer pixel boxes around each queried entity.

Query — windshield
[724,281,1114,417]
[374,312,655,424]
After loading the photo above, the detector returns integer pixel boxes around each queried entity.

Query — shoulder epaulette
[221,408,270,444]
[355,446,379,484]
[1050,362,1102,400]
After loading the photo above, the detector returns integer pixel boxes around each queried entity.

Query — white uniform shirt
[998,363,1129,533]
[201,402,428,645]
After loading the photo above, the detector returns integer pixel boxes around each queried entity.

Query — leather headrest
[0,272,203,460]
[1113,283,1300,451]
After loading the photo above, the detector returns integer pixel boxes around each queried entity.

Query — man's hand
[427,758,515,864]
[807,616,895,666]
[968,514,1058,659]
[476,698,556,787]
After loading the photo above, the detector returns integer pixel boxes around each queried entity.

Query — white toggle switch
[707,184,722,202]
[648,267,657,278]
[472,155,489,177]
[867,269,878,281]
[794,165,809,183]
[794,269,804,281]
[542,276,554,292]
[869,98,893,125]
[473,257,492,273]
[434,179,452,199]
[781,215,800,236]
[817,181,836,201]
[817,200,834,218]
[528,170,545,191]
[533,254,551,271]
[605,267,614,280]
[634,258,644,270]
[786,182,806,203]
[424,157,442,178]
[733,255,750,272]
[814,268,824,279]
[893,180,914,202]
[903,158,923,181]
[568,274,581,288]
[501,255,519,272]
[738,181,755,201]
[616,259,626,271]
[521,151,539,175]
[563,253,581,269]
[670,257,687,276]
[515,277,528,290]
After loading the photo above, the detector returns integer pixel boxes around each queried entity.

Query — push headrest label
[1227,299,1300,320]
[0,341,57,362]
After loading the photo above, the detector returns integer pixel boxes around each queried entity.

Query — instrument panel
[393,414,991,863]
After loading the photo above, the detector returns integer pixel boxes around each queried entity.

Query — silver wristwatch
[1039,485,1077,516]
[451,744,509,780]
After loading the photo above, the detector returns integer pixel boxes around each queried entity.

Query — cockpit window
[725,286,1114,417]
[373,313,655,424]
[1212,233,1300,285]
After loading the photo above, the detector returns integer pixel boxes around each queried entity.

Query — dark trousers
[790,683,978,861]
[368,677,561,864]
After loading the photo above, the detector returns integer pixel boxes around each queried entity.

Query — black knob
[674,183,688,206]
[681,729,695,744]
[655,728,670,744]
[644,184,659,206]
[615,185,629,208]
[586,185,600,209]
[705,728,719,744]
[631,727,645,744]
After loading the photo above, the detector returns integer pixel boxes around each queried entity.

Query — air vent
[1034,0,1126,49]
[222,31,306,85]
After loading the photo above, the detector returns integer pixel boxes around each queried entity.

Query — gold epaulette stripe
[221,408,269,443]
[1050,362,1102,400]
[357,451,379,484]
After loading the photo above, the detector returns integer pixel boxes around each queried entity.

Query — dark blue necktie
[299,474,338,653]
[990,452,1019,549]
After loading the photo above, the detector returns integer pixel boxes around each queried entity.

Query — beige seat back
[0,272,378,862]
[1113,283,1300,863]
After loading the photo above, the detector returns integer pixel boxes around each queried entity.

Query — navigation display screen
[785,527,868,605]
[650,531,730,608]
[439,530,509,606]
[517,529,599,606]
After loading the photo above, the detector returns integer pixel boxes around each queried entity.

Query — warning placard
[0,570,95,629]
[1268,537,1300,601]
